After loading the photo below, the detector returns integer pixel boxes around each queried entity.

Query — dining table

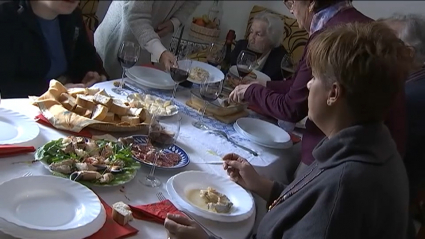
[0,80,301,239]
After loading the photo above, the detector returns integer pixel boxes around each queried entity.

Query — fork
[156,192,222,239]
[208,129,258,156]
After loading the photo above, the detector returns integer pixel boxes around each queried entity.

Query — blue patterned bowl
[131,135,190,169]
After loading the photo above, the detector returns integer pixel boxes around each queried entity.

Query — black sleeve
[65,9,105,83]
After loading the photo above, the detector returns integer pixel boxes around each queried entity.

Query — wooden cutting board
[186,100,249,124]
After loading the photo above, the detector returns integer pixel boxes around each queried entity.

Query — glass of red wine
[236,50,257,80]
[206,42,225,67]
[280,54,294,80]
[141,114,181,187]
[169,59,192,101]
[112,41,140,96]
[192,77,224,130]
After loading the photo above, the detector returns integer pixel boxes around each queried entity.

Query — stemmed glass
[141,114,181,187]
[236,50,257,80]
[206,42,225,67]
[169,59,192,101]
[192,77,224,130]
[112,41,140,96]
[280,55,294,80]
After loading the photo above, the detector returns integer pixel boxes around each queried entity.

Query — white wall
[96,1,425,40]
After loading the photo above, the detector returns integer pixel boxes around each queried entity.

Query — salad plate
[35,136,141,187]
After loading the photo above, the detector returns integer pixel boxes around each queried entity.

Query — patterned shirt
[309,1,353,35]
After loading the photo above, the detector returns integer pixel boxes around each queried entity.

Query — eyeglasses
[284,0,294,10]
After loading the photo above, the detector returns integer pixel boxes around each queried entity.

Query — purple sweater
[244,8,407,165]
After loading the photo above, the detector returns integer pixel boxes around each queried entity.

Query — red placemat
[35,114,93,138]
[0,145,35,158]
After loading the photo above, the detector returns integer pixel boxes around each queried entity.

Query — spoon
[208,130,258,156]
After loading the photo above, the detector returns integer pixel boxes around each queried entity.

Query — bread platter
[31,80,152,133]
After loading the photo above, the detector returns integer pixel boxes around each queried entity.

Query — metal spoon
[208,130,258,156]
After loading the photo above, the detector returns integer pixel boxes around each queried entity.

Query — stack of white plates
[0,176,106,239]
[166,171,255,222]
[127,66,175,90]
[234,118,292,149]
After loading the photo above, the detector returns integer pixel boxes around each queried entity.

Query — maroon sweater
[244,8,406,165]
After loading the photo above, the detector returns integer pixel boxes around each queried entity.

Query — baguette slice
[85,88,100,95]
[76,94,96,111]
[93,93,113,108]
[62,100,76,111]
[112,201,133,226]
[97,89,110,97]
[83,109,93,118]
[67,88,86,98]
[120,116,140,125]
[128,108,144,117]
[91,104,108,121]
[103,112,115,122]
[110,99,129,116]
[74,105,88,116]
[59,93,77,110]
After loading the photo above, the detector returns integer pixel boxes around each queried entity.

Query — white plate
[0,175,101,231]
[229,65,271,82]
[183,60,225,83]
[0,108,40,145]
[234,118,292,149]
[127,66,175,90]
[166,175,255,222]
[0,204,106,239]
[169,171,254,222]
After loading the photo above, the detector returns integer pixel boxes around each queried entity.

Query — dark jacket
[405,67,425,201]
[0,0,104,98]
[255,123,408,239]
[244,8,406,165]
[230,39,288,81]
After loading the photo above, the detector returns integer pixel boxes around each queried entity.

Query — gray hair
[253,12,285,48]
[385,14,425,64]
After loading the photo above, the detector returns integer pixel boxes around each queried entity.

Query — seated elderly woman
[229,12,288,81]
[164,22,411,239]
[383,13,425,213]
[0,0,106,98]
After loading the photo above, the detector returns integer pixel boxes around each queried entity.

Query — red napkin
[129,200,186,224]
[86,197,138,239]
[34,114,93,138]
[0,145,35,158]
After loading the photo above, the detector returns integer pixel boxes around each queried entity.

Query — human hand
[159,51,177,71]
[228,84,251,103]
[222,153,262,191]
[155,20,174,38]
[81,71,107,87]
[164,214,209,239]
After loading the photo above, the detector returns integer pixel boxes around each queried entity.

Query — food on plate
[112,201,133,226]
[53,84,147,126]
[131,144,181,167]
[200,187,233,213]
[35,136,140,185]
[189,67,210,83]
[128,94,178,116]
[226,72,257,88]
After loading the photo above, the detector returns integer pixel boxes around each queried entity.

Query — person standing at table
[228,0,406,179]
[94,1,200,79]
[0,0,107,98]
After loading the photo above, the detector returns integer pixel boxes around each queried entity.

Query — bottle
[220,30,236,74]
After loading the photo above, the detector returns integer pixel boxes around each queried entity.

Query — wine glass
[192,77,224,130]
[112,41,140,96]
[141,114,181,187]
[169,59,192,101]
[236,50,257,80]
[280,55,294,80]
[206,42,225,67]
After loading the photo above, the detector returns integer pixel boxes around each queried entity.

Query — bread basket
[189,22,220,42]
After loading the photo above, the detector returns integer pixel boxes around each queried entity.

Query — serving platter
[35,136,141,187]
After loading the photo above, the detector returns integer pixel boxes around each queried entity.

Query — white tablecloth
[0,81,300,239]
